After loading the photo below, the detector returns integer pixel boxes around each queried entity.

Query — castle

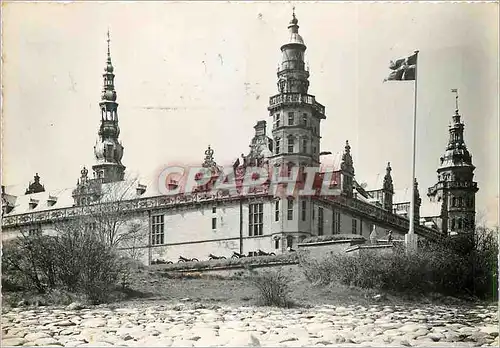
[1,12,478,264]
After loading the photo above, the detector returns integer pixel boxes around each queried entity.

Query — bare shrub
[248,269,294,308]
[300,226,498,300]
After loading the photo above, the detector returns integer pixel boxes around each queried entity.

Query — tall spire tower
[92,30,125,183]
[428,89,478,234]
[268,9,326,175]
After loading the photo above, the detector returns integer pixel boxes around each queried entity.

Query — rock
[2,338,27,346]
[227,333,261,347]
[56,320,76,327]
[480,326,499,337]
[372,294,387,302]
[24,332,52,341]
[33,337,63,346]
[67,302,85,311]
[16,300,29,307]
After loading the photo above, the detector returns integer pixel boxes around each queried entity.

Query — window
[288,112,295,126]
[451,219,456,230]
[275,139,281,154]
[212,206,216,213]
[302,139,307,153]
[249,203,263,236]
[352,218,357,234]
[275,239,280,249]
[318,207,324,236]
[302,113,307,126]
[276,114,281,128]
[458,197,463,207]
[212,217,217,229]
[457,218,462,229]
[360,220,363,235]
[288,137,295,153]
[332,210,341,234]
[287,199,294,220]
[312,145,317,155]
[151,215,165,245]
[301,200,307,221]
[452,197,456,207]
[286,235,293,249]
[275,200,280,221]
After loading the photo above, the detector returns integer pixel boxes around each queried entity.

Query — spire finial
[107,28,111,58]
[292,6,296,18]
[451,88,459,113]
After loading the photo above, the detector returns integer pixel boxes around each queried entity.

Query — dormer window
[136,184,147,196]
[29,198,39,210]
[47,195,57,207]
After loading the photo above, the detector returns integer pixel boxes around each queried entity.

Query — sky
[2,1,499,227]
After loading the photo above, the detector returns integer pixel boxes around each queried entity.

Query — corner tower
[268,9,326,175]
[428,90,478,234]
[92,30,125,183]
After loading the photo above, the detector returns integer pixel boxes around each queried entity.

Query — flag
[384,52,418,82]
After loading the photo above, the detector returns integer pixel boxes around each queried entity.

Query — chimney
[254,120,266,137]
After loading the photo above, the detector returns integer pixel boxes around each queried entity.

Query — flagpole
[407,50,419,251]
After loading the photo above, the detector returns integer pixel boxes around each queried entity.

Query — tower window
[452,197,456,207]
[288,112,295,126]
[302,113,308,126]
[275,238,280,249]
[286,235,293,249]
[287,198,294,220]
[275,200,280,222]
[288,137,295,153]
[312,146,317,155]
[212,217,217,229]
[352,219,358,234]
[302,139,307,153]
[458,197,463,207]
[212,206,216,213]
[276,114,281,128]
[275,140,281,154]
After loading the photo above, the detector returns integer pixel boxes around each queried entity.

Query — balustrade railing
[269,93,325,114]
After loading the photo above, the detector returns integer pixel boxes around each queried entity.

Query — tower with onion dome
[92,30,126,183]
[427,91,478,234]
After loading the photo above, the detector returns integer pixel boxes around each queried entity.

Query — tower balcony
[268,93,325,117]
[427,181,478,195]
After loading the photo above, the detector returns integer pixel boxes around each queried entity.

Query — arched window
[286,235,293,249]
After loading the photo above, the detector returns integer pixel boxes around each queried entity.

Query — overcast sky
[2,2,498,226]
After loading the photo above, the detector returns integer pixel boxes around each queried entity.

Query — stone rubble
[1,302,498,347]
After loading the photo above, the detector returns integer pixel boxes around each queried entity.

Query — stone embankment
[2,301,498,347]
